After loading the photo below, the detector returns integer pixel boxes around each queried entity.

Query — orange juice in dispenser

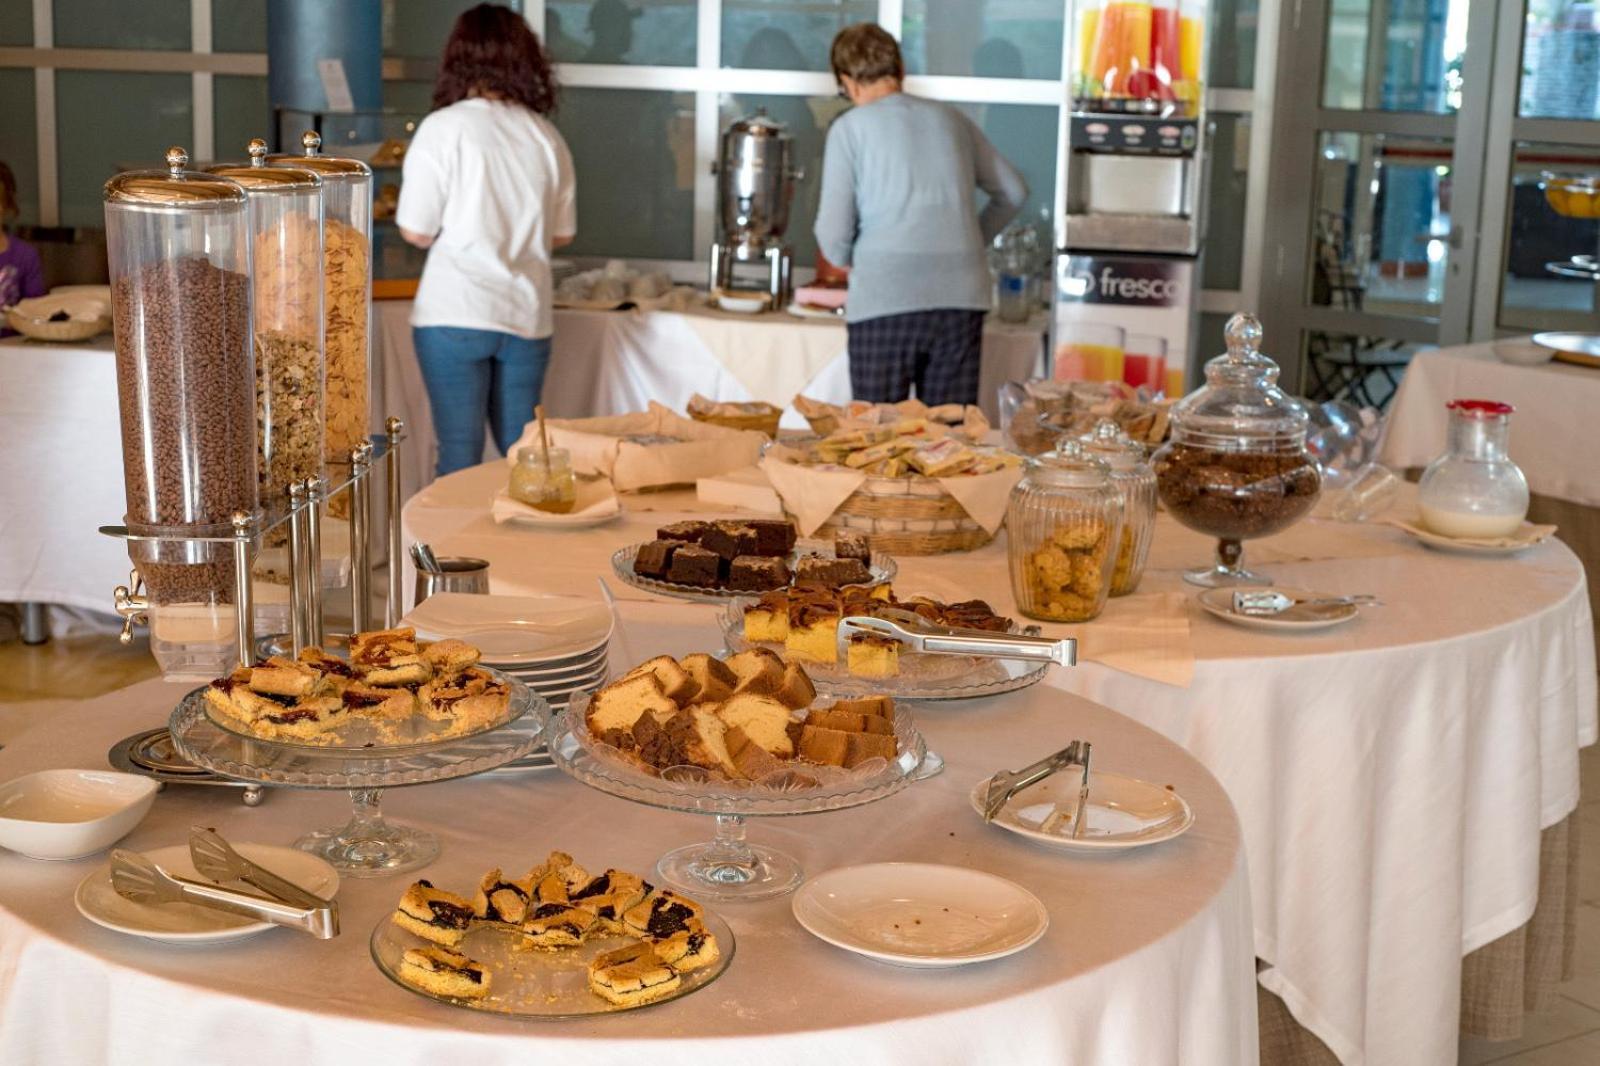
[1090,0,1153,99]
[1176,0,1204,109]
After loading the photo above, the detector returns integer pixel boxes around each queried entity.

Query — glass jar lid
[104,146,246,208]
[266,130,372,179]
[1077,418,1146,471]
[1168,312,1309,448]
[1025,439,1111,489]
[204,138,322,192]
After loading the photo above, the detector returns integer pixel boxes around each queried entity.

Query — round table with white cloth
[404,463,1598,1066]
[0,615,1256,1066]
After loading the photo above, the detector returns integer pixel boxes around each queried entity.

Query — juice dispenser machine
[1053,0,1207,398]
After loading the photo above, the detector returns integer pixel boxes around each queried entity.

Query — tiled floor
[0,632,1594,1062]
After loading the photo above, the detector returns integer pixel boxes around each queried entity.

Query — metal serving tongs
[837,608,1077,667]
[189,826,334,916]
[981,740,1093,838]
[110,848,339,939]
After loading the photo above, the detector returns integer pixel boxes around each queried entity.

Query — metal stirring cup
[414,556,490,606]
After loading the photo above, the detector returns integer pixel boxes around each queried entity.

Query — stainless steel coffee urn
[709,109,800,308]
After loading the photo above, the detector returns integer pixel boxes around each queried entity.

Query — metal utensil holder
[101,417,408,668]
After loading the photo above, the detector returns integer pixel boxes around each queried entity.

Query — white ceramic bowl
[0,770,159,860]
[716,292,768,314]
[1493,339,1555,366]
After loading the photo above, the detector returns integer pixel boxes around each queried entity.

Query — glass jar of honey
[510,446,577,514]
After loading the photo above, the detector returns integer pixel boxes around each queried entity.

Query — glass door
[1258,0,1493,402]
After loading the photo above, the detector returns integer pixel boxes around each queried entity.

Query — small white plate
[1394,521,1553,556]
[1196,586,1360,631]
[791,862,1047,968]
[75,843,338,944]
[714,292,768,314]
[969,771,1194,851]
[493,479,622,530]
[405,592,614,664]
[496,643,608,679]
[785,301,843,320]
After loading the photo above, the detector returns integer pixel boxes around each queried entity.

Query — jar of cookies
[1006,441,1124,623]
[1079,419,1156,596]
[269,131,372,518]
[1152,312,1321,587]
[204,139,325,509]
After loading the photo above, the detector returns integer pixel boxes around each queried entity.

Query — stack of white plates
[403,592,613,716]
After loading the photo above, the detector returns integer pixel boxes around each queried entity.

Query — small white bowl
[0,770,159,860]
[716,292,768,314]
[1493,339,1555,366]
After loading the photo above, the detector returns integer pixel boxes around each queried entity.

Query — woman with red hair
[398,3,575,476]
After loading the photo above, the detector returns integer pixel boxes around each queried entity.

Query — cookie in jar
[1006,442,1125,623]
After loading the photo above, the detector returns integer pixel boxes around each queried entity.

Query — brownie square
[747,519,798,557]
[632,540,679,579]
[702,521,761,561]
[657,521,711,544]
[793,554,873,589]
[665,544,722,587]
[833,530,872,562]
[727,555,792,592]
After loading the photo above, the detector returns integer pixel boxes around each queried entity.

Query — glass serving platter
[370,908,735,1018]
[547,697,925,900]
[716,598,1051,701]
[610,539,897,604]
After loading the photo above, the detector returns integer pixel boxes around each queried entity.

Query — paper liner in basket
[760,443,1022,537]
[506,402,767,492]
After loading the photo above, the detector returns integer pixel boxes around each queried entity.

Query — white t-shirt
[397,98,576,339]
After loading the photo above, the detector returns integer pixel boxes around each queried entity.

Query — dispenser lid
[1169,312,1309,445]
[1078,418,1147,470]
[104,146,247,207]
[1026,439,1112,488]
[204,138,322,192]
[265,130,372,178]
[727,109,788,138]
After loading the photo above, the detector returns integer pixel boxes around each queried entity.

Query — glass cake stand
[546,698,925,901]
[169,672,545,878]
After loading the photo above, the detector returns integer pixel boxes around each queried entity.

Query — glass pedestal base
[294,788,439,877]
[1182,537,1274,588]
[656,814,803,901]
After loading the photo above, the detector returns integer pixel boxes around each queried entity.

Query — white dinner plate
[404,592,614,664]
[75,843,338,944]
[785,301,843,320]
[498,647,609,682]
[969,771,1194,851]
[1394,521,1553,557]
[791,862,1048,968]
[1196,586,1360,631]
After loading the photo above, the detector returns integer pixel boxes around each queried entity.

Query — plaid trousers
[846,308,986,406]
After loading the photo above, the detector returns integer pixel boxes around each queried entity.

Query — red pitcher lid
[1446,399,1515,417]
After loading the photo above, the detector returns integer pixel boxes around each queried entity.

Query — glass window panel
[0,3,31,45]
[56,71,192,228]
[553,88,695,259]
[1209,0,1258,89]
[544,1,696,66]
[53,0,189,50]
[952,101,1058,230]
[0,71,39,225]
[1520,2,1600,120]
[387,0,522,59]
[1498,142,1600,330]
[1310,131,1453,319]
[716,93,847,270]
[1202,112,1249,290]
[213,76,271,160]
[1302,330,1421,409]
[722,0,875,72]
[903,0,1063,80]
[213,0,267,53]
[1322,0,1469,113]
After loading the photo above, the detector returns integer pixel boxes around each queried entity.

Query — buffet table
[0,604,1257,1066]
[403,463,1597,1066]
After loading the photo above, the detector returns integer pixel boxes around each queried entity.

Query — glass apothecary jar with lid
[104,146,256,679]
[205,139,325,509]
[1078,418,1157,596]
[1417,400,1529,538]
[1006,440,1125,623]
[1152,312,1321,587]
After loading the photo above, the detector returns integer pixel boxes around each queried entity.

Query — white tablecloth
[404,464,1598,1066]
[1381,339,1600,507]
[0,613,1256,1066]
[374,300,1046,506]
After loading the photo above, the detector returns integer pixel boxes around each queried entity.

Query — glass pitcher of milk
[1417,400,1529,538]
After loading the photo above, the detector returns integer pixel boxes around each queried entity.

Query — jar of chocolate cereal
[1078,419,1156,596]
[1006,440,1125,623]
[269,131,372,519]
[1152,312,1321,587]
[205,140,325,509]
[104,146,256,679]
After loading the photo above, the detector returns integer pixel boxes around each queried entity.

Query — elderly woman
[814,23,1027,406]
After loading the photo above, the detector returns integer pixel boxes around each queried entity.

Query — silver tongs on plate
[981,739,1093,829]
[189,826,332,912]
[837,609,1077,667]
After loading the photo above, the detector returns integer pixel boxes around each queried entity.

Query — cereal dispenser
[104,147,256,679]
[205,139,325,509]
[269,131,372,516]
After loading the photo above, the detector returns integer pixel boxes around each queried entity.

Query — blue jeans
[413,326,551,477]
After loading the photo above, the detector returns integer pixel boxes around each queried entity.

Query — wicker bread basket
[788,474,995,555]
[6,308,109,342]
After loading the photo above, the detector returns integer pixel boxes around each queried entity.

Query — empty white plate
[75,843,338,944]
[405,592,613,664]
[1196,586,1359,632]
[969,771,1194,852]
[791,862,1048,968]
[493,643,609,680]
